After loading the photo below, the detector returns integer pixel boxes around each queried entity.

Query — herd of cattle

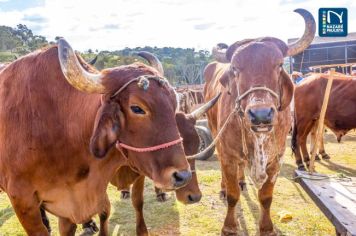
[0,8,355,236]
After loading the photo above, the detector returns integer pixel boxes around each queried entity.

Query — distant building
[288,32,356,74]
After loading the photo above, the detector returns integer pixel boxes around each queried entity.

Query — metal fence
[291,42,356,74]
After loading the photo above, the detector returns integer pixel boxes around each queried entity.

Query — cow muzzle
[246,105,276,132]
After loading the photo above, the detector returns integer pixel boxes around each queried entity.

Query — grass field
[1,132,355,236]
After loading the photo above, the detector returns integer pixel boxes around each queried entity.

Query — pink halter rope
[116,137,183,153]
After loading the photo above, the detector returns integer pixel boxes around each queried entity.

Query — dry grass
[0,131,355,235]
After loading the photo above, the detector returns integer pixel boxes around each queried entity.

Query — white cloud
[0,0,355,51]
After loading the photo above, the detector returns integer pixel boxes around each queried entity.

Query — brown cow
[291,73,356,170]
[0,39,194,235]
[39,51,219,235]
[40,111,213,235]
[110,112,204,235]
[204,9,315,236]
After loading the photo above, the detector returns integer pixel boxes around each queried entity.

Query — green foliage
[81,47,212,85]
[0,24,212,85]
[0,24,49,61]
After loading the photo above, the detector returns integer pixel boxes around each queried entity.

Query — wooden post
[309,68,335,172]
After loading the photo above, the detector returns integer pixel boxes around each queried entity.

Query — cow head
[57,39,193,191]
[213,9,315,188]
[175,113,202,204]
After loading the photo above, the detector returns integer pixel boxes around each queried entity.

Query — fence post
[309,68,335,172]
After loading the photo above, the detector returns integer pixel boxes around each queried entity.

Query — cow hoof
[239,181,247,191]
[121,190,131,199]
[80,220,99,236]
[156,193,168,202]
[314,154,321,161]
[219,190,226,200]
[297,164,306,171]
[321,153,330,160]
[221,227,239,236]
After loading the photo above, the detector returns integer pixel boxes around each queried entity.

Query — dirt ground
[1,131,355,235]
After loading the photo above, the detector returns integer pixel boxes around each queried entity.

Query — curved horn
[58,38,105,93]
[187,138,216,160]
[88,55,98,65]
[188,92,221,120]
[137,51,164,75]
[212,43,229,63]
[287,9,316,56]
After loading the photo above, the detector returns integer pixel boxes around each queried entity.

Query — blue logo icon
[319,8,347,37]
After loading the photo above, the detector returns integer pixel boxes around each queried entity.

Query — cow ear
[279,69,294,111]
[219,68,235,95]
[90,101,121,158]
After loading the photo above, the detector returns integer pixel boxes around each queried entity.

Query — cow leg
[310,124,320,161]
[98,194,111,236]
[220,176,226,200]
[154,187,168,202]
[132,175,148,236]
[81,220,99,236]
[238,162,246,191]
[300,136,310,168]
[58,217,77,236]
[121,188,131,199]
[293,131,306,170]
[40,206,51,233]
[7,183,49,236]
[221,158,240,235]
[258,174,277,236]
[318,132,330,159]
[299,121,316,170]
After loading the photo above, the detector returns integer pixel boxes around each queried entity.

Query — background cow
[204,9,315,236]
[111,112,204,235]
[291,73,356,170]
[0,39,193,235]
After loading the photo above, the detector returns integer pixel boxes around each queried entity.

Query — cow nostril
[248,109,255,118]
[263,108,275,124]
[187,194,202,203]
[248,109,258,124]
[172,170,192,188]
[173,172,183,182]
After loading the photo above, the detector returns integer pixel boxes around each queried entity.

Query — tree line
[0,24,213,85]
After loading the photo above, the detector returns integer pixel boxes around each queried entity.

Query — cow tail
[291,111,298,156]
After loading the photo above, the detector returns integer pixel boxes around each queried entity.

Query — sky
[0,0,356,51]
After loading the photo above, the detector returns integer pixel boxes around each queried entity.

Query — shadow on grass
[240,187,283,235]
[241,189,259,233]
[0,207,14,227]
[109,186,180,235]
[318,159,356,177]
[279,163,309,202]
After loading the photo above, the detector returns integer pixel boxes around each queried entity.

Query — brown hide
[111,112,201,204]
[292,73,356,168]
[0,45,189,234]
[204,38,293,235]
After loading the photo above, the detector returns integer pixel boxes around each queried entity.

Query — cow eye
[130,105,146,114]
